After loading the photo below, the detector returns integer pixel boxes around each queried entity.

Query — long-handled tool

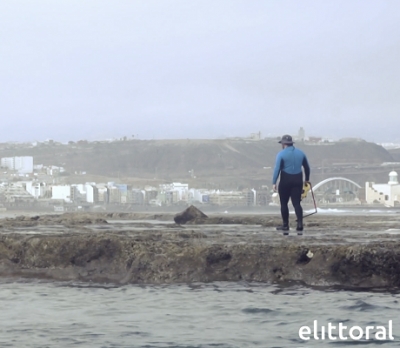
[302,182,317,218]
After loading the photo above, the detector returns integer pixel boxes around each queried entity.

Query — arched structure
[313,177,361,191]
[308,177,362,204]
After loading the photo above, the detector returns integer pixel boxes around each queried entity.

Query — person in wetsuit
[272,134,310,234]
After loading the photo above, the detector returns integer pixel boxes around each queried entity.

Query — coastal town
[0,154,272,211]
[1,130,400,212]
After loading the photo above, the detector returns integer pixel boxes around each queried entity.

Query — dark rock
[173,205,208,224]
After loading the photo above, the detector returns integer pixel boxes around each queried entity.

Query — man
[272,134,310,235]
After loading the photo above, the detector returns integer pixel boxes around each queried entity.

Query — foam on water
[301,208,399,215]
[303,208,352,214]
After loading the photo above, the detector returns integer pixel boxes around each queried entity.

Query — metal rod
[303,182,317,218]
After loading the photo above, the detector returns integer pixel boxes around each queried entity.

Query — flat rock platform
[0,212,399,289]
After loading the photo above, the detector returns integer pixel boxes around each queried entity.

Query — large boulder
[174,205,208,224]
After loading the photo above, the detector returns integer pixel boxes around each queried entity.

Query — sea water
[0,280,398,348]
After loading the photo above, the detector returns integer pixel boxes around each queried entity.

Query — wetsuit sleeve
[272,153,283,184]
[302,155,310,182]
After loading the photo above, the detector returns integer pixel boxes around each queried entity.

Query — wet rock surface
[0,212,400,289]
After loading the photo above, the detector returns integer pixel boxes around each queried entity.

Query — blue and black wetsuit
[272,146,310,225]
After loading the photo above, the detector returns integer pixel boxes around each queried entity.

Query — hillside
[0,139,394,189]
[388,148,400,162]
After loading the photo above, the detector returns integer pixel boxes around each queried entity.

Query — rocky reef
[0,212,399,289]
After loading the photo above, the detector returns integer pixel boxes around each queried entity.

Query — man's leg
[290,183,303,233]
[278,183,290,231]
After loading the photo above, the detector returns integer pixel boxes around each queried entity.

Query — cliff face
[0,212,399,289]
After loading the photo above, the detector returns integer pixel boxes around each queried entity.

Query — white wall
[15,157,33,174]
[366,182,400,207]
[86,184,95,203]
[75,184,86,195]
[52,185,71,202]
[388,185,400,206]
[371,184,391,196]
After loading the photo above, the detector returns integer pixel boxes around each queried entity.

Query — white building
[52,185,72,202]
[298,127,305,141]
[0,183,35,203]
[208,190,246,206]
[1,157,14,170]
[159,182,189,202]
[25,182,46,199]
[189,188,211,203]
[1,156,33,174]
[46,166,65,175]
[95,184,108,203]
[85,183,98,203]
[365,171,400,207]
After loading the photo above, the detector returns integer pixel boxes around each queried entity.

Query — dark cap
[278,134,294,145]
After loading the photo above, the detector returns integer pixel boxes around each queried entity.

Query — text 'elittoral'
[299,320,394,341]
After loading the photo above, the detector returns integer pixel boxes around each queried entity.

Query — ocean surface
[0,280,399,348]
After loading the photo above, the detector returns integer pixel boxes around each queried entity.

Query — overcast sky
[1,0,399,143]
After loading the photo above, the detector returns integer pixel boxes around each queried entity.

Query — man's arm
[302,155,310,182]
[272,153,282,187]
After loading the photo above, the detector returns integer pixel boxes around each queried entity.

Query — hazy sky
[1,0,399,142]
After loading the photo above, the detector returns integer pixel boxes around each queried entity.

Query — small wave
[140,345,231,348]
[242,307,276,314]
[339,300,389,312]
[328,339,395,345]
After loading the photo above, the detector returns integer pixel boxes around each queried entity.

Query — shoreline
[0,203,399,216]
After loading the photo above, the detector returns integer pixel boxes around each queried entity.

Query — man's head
[278,134,294,148]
